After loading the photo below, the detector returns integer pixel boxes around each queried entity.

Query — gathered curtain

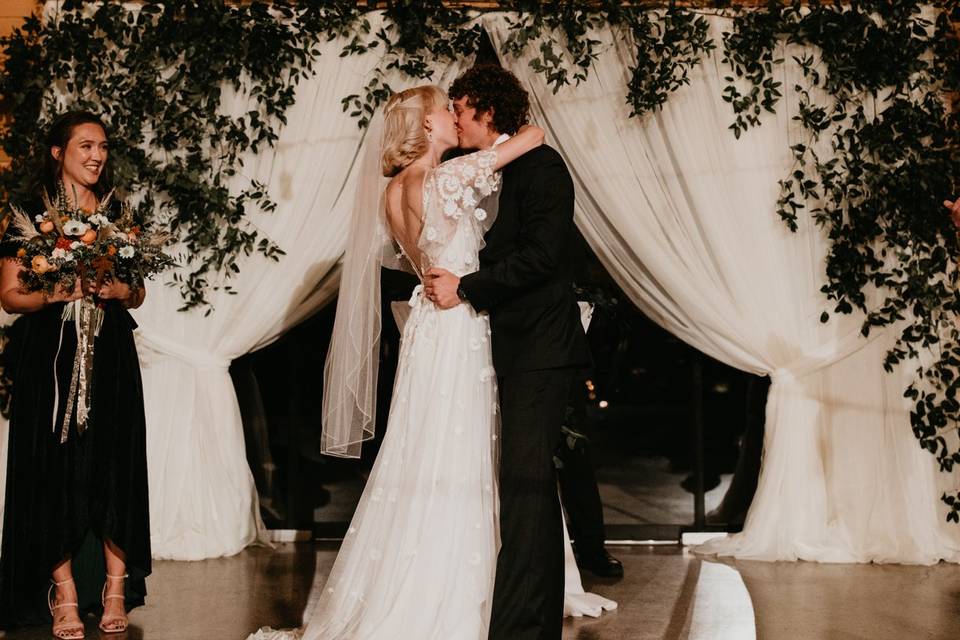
[485,11,960,563]
[3,7,957,565]
[129,26,381,560]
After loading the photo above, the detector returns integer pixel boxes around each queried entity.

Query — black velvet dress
[0,239,151,628]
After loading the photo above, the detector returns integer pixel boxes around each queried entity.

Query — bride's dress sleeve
[417,149,501,269]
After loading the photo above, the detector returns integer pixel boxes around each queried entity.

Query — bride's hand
[517,124,544,143]
[493,125,544,171]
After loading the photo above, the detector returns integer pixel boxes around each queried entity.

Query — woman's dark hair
[35,110,113,199]
[448,64,530,135]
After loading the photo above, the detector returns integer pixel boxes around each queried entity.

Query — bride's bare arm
[492,125,544,171]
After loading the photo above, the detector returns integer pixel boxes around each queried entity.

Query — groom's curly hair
[449,64,530,135]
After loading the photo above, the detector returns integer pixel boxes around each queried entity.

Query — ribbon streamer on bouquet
[51,298,104,443]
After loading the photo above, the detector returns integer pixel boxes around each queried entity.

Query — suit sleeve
[458,155,574,312]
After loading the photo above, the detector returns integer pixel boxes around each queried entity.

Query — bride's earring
[427,131,434,142]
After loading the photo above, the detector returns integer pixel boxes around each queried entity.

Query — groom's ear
[480,107,495,131]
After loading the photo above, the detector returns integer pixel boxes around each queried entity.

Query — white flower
[88,213,110,226]
[34,214,45,223]
[52,248,67,260]
[118,246,135,258]
[69,241,82,250]
[62,220,89,236]
[462,186,476,208]
[443,199,459,218]
[475,174,490,194]
[474,208,488,221]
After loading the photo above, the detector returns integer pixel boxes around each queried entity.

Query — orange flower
[16,248,26,258]
[39,220,55,234]
[129,226,141,236]
[80,229,97,244]
[31,255,51,274]
[107,245,117,256]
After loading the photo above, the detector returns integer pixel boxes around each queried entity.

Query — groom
[425,64,591,640]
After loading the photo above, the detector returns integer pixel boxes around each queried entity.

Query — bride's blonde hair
[381,85,448,177]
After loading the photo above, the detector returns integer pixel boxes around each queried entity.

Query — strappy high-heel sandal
[98,573,129,634]
[48,577,85,640]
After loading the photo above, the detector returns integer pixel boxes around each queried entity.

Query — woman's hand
[96,277,145,309]
[492,124,544,171]
[47,279,84,304]
[946,198,960,228]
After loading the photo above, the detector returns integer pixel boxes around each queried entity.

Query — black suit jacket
[459,145,591,377]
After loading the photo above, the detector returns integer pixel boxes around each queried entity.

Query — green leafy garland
[0,0,360,311]
[2,1,960,519]
[721,0,960,520]
[342,1,716,124]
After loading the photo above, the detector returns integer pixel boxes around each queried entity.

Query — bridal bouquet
[5,183,173,295]
[3,183,173,443]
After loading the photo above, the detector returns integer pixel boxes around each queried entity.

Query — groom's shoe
[577,549,624,579]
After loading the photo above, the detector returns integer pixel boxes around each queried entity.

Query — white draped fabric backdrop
[1,10,958,564]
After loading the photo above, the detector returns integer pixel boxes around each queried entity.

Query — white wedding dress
[248,149,614,640]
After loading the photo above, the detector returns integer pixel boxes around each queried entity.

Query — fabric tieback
[135,329,232,370]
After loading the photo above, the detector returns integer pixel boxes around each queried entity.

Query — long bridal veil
[320,111,396,458]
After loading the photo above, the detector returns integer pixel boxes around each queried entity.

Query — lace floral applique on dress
[418,149,501,273]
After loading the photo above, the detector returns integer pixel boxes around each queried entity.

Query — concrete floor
[2,543,958,640]
[313,456,733,528]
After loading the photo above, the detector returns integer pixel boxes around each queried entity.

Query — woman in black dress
[0,111,151,639]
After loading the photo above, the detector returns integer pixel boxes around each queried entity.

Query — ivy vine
[0,0,361,311]
[337,1,717,126]
[722,0,960,520]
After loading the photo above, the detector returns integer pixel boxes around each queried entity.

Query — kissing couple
[253,63,593,640]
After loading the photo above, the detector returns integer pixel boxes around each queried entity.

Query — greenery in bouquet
[6,182,173,297]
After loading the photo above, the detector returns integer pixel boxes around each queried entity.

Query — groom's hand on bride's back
[424,268,461,309]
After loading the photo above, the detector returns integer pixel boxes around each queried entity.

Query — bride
[249,84,612,640]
